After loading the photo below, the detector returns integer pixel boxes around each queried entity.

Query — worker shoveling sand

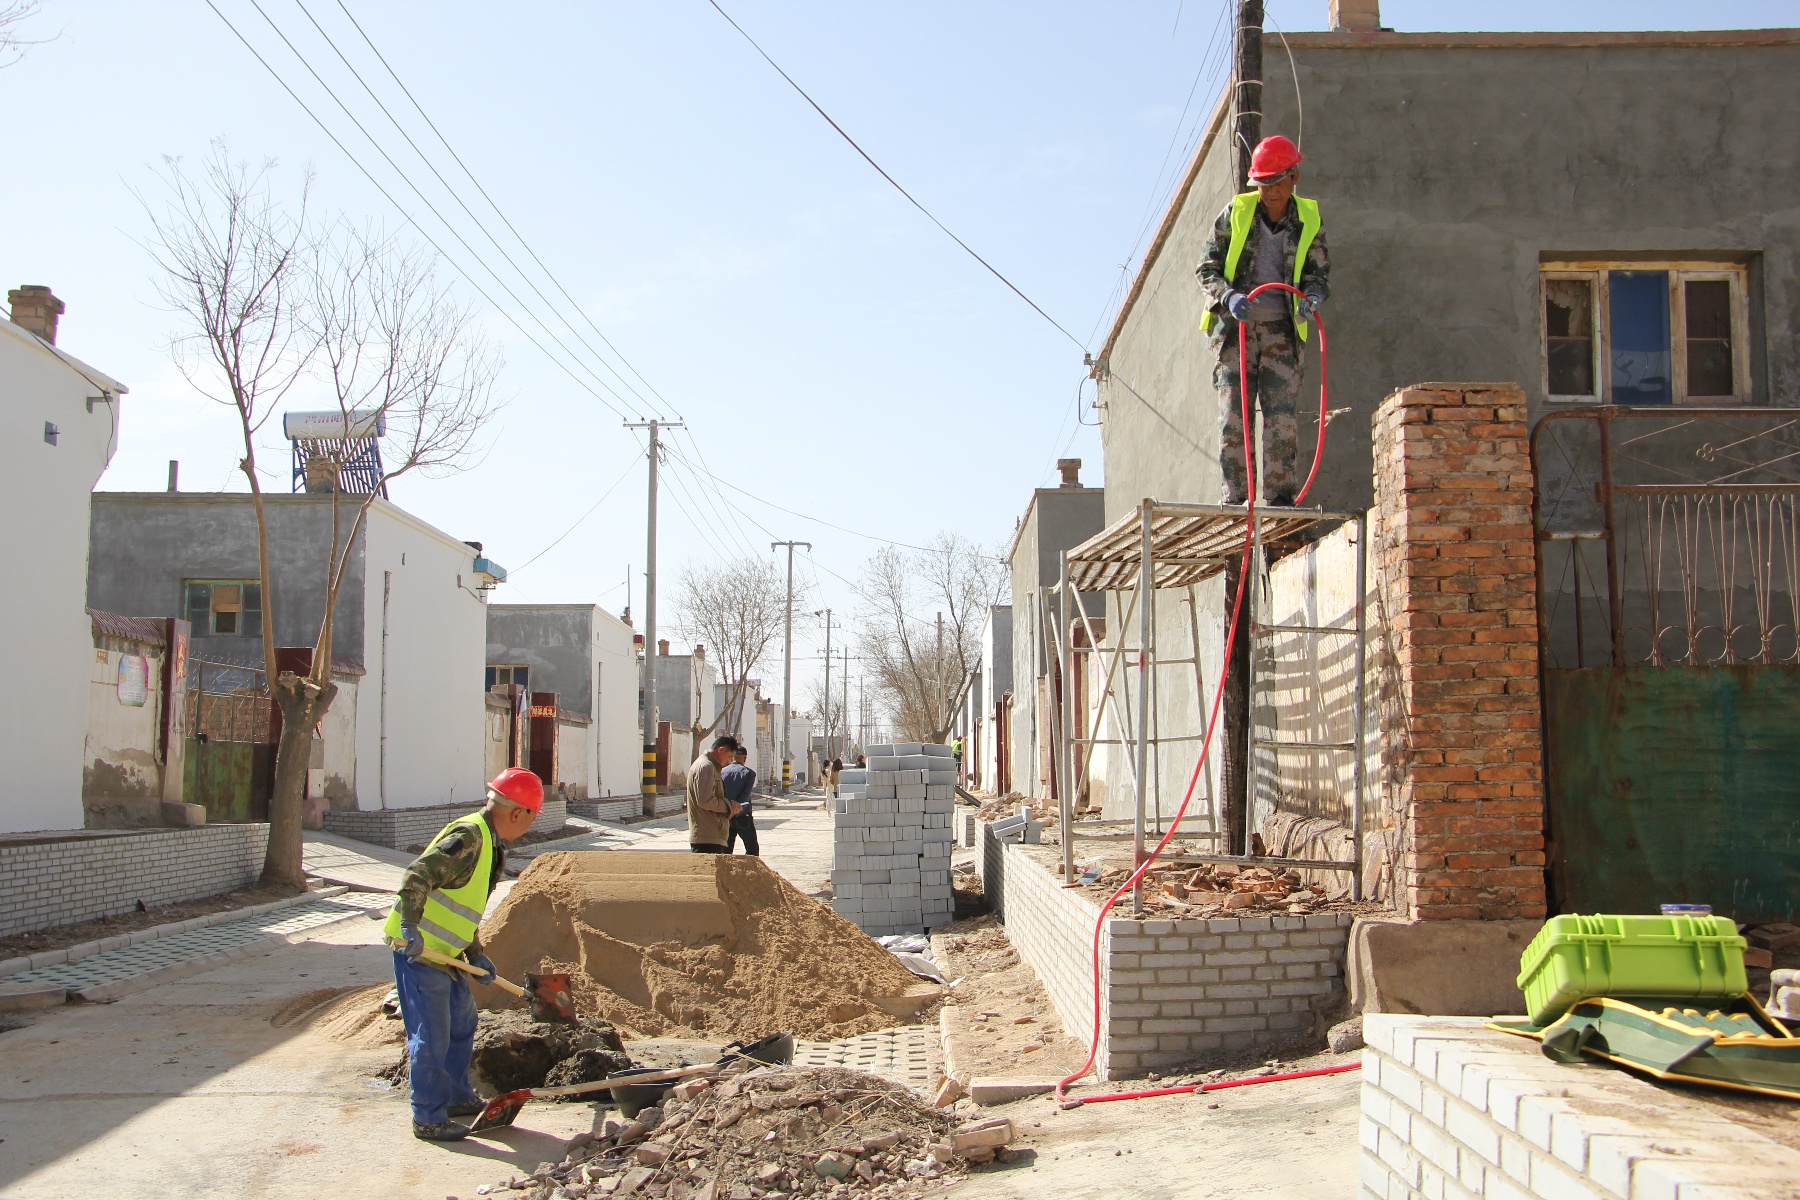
[474,851,935,1041]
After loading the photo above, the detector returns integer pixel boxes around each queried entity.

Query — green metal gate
[1535,408,1800,923]
[183,659,275,822]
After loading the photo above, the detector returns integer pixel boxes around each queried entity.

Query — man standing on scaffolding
[1196,134,1330,507]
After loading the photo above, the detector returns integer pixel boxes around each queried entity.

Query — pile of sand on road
[475,851,929,1042]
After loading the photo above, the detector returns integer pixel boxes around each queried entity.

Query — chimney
[1057,458,1083,488]
[167,461,180,493]
[8,285,64,345]
[1329,0,1381,31]
[303,453,339,493]
[658,639,670,656]
[693,644,706,661]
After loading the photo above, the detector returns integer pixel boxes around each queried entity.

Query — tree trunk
[261,672,338,889]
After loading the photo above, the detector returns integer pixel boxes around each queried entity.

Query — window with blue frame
[1541,264,1747,404]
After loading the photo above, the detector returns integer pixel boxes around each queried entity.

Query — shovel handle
[529,1061,721,1101]
[417,948,527,999]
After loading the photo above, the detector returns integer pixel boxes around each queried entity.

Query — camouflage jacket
[1195,197,1330,335]
[395,813,505,955]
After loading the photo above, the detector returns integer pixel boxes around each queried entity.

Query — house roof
[88,609,165,645]
[1091,27,1800,371]
[1,318,128,395]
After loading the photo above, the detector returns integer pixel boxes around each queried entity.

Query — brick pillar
[1372,384,1545,921]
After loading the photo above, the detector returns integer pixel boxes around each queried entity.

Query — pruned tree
[855,532,1005,743]
[144,144,500,888]
[808,671,846,762]
[675,555,795,761]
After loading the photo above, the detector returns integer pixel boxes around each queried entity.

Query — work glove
[1296,291,1323,320]
[398,924,425,961]
[1225,290,1251,321]
[466,953,498,986]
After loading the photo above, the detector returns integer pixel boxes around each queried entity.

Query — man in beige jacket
[687,735,742,853]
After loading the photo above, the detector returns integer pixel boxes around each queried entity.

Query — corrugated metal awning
[1064,502,1355,592]
[87,608,166,645]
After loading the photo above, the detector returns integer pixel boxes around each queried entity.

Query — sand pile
[476,852,930,1041]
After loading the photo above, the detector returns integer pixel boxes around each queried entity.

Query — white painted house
[88,491,500,817]
[2,286,127,834]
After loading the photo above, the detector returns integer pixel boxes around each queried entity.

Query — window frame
[487,663,530,693]
[183,578,264,638]
[1539,261,1751,406]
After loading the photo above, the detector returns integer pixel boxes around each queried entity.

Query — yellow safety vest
[1200,192,1322,342]
[382,812,494,960]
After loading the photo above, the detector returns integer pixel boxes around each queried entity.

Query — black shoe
[447,1100,485,1118]
[413,1121,471,1142]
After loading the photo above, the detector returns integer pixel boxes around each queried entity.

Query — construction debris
[475,852,927,1041]
[494,1063,1022,1199]
[1056,859,1366,916]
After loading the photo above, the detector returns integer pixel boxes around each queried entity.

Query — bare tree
[807,672,845,761]
[675,556,795,761]
[856,533,1005,743]
[0,1,45,68]
[144,146,500,888]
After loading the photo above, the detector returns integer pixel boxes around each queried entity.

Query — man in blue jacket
[722,743,759,856]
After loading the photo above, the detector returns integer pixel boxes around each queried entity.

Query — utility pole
[935,611,945,742]
[626,419,683,813]
[770,541,809,793]
[841,647,850,759]
[818,608,833,762]
[1222,0,1264,853]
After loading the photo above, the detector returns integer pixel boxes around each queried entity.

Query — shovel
[417,949,575,1024]
[467,1031,797,1133]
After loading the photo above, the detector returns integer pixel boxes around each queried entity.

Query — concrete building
[88,492,500,816]
[714,679,777,787]
[1,286,128,834]
[1086,16,1800,822]
[1006,459,1105,804]
[486,604,642,805]
[972,605,1012,795]
[652,640,718,788]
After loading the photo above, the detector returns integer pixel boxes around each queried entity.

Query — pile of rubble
[491,1064,1022,1199]
[1059,859,1353,915]
[972,795,1052,822]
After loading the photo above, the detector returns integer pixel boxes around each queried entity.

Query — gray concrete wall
[1092,30,1800,824]
[486,604,595,712]
[88,494,366,667]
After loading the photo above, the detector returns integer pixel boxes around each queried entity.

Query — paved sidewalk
[793,1024,941,1095]
[302,830,412,892]
[0,891,391,1000]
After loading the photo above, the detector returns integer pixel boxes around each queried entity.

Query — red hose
[1063,1062,1361,1107]
[1055,282,1328,1107]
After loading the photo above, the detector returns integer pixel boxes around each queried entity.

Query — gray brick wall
[1360,1014,1800,1200]
[569,798,640,823]
[322,799,569,849]
[0,824,269,938]
[996,843,1353,1079]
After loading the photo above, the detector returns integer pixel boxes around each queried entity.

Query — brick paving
[1,891,390,995]
[792,1023,941,1095]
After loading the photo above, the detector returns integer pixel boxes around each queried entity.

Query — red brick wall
[1372,384,1546,921]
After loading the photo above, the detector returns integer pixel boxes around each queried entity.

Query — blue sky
[4,0,1791,711]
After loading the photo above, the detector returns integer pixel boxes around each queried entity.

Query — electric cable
[237,0,649,420]
[202,0,644,426]
[1057,282,1332,1106]
[705,0,1086,352]
[507,452,640,575]
[303,0,677,420]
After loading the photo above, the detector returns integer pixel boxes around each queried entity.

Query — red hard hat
[489,767,544,813]
[1248,135,1303,185]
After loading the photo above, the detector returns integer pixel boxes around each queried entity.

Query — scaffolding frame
[1048,499,1369,914]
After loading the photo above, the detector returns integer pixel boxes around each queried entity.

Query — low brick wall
[322,799,569,849]
[0,824,269,938]
[995,843,1353,1079]
[569,798,640,823]
[1360,1014,1800,1199]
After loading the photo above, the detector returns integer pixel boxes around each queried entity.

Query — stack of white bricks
[830,742,956,936]
[1361,1014,1800,1200]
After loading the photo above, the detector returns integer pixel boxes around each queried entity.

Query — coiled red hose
[1055,281,1336,1107]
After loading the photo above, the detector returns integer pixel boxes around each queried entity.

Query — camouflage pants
[1214,321,1304,504]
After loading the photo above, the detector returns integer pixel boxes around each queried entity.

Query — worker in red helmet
[1197,134,1330,506]
[381,766,543,1141]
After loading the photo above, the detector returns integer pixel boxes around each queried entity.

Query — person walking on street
[688,735,742,853]
[1196,134,1329,506]
[722,744,759,856]
[828,757,843,799]
[383,767,544,1142]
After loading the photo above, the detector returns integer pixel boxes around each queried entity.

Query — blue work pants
[392,950,480,1126]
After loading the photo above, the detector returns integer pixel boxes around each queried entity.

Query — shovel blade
[526,972,576,1023]
[468,1089,531,1132]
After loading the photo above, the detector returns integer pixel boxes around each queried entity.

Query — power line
[223,0,647,423]
[706,0,1086,353]
[507,451,640,575]
[317,0,680,420]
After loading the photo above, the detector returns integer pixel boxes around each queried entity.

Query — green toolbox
[1517,913,1747,1024]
